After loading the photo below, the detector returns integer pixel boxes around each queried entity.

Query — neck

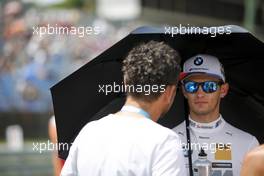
[190,111,220,123]
[123,96,161,122]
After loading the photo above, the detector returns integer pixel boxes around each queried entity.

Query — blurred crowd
[0,1,139,113]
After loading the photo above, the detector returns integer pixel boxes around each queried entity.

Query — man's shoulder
[76,115,113,137]
[171,121,186,137]
[148,119,181,138]
[224,121,258,142]
[172,121,186,131]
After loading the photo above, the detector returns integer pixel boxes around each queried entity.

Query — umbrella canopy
[51,25,264,160]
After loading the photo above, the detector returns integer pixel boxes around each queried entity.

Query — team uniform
[172,115,259,176]
[61,113,186,176]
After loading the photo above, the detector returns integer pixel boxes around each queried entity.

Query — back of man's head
[122,40,181,102]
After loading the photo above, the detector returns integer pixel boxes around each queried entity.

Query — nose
[196,86,205,98]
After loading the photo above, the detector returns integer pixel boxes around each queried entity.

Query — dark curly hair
[122,40,181,102]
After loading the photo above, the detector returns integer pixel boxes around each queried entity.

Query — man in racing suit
[173,54,259,176]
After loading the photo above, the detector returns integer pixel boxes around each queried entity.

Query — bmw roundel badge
[194,56,203,66]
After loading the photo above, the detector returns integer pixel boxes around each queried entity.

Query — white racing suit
[172,115,259,176]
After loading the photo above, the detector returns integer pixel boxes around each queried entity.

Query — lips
[194,101,208,104]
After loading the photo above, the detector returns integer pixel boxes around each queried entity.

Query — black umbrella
[51,25,264,162]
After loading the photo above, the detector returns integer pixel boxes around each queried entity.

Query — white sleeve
[152,134,186,176]
[247,136,260,152]
[60,141,79,176]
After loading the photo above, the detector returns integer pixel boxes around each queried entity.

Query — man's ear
[163,85,177,103]
[220,83,229,98]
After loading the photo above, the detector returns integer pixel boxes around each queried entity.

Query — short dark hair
[122,40,181,102]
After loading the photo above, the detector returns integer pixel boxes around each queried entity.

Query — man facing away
[173,54,259,176]
[61,41,186,176]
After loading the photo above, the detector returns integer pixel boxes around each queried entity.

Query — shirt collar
[189,115,225,132]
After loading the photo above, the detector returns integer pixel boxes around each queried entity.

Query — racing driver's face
[182,74,229,118]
